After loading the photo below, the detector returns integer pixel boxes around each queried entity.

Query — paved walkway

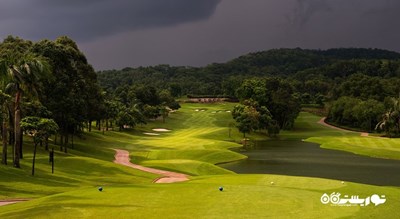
[0,199,29,207]
[113,149,189,183]
[318,117,369,136]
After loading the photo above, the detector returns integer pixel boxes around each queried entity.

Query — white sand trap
[195,109,199,112]
[201,110,205,112]
[144,133,160,136]
[152,128,171,132]
[226,110,231,113]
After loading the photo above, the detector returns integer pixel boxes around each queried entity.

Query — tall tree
[232,104,260,138]
[0,52,50,168]
[33,37,103,146]
[0,90,10,165]
[21,116,58,175]
[376,97,400,137]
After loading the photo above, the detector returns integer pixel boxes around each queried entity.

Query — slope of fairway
[1,174,398,219]
[2,105,400,218]
[0,155,157,199]
[0,103,247,199]
[128,103,248,175]
[140,159,234,175]
[0,132,158,200]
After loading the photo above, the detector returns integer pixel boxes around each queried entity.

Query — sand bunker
[195,108,208,112]
[152,128,171,132]
[144,133,160,136]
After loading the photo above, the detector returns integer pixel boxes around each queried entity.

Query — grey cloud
[0,0,221,41]
[290,0,332,27]
[4,0,397,70]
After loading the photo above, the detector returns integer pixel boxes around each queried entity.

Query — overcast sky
[1,0,399,70]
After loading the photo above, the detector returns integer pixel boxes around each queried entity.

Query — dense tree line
[106,84,180,131]
[0,36,182,169]
[98,48,400,136]
[234,78,301,131]
[2,40,400,171]
[0,36,104,167]
[98,48,400,97]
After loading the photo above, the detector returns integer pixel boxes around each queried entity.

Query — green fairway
[128,103,251,176]
[1,175,398,219]
[307,136,400,160]
[1,104,400,218]
[0,145,158,199]
[0,102,249,200]
[280,112,358,139]
[289,113,400,160]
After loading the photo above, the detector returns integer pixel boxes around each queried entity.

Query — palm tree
[376,97,400,137]
[0,91,10,165]
[0,53,50,168]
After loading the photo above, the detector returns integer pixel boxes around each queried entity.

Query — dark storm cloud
[0,0,221,41]
[290,0,332,27]
[282,0,400,49]
[78,0,400,70]
[289,0,400,28]
[2,0,399,69]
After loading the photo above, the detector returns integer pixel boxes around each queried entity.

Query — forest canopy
[2,37,400,171]
[98,48,400,136]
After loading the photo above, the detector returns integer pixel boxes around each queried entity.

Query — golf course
[1,102,399,218]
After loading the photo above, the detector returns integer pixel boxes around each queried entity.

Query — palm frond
[5,82,17,94]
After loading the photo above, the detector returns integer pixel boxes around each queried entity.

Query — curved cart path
[318,117,369,136]
[0,199,29,207]
[113,149,189,183]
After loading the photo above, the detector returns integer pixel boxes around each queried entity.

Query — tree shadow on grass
[0,202,143,218]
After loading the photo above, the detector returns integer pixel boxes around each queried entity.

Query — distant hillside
[97,48,400,95]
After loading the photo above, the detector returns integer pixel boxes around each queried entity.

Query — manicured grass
[291,112,400,160]
[1,105,400,218]
[280,112,358,139]
[0,103,248,199]
[1,174,398,218]
[128,103,250,175]
[0,132,158,200]
[307,136,400,160]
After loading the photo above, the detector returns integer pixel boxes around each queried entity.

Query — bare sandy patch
[152,128,171,132]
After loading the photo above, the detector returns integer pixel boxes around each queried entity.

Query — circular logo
[321,193,330,204]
